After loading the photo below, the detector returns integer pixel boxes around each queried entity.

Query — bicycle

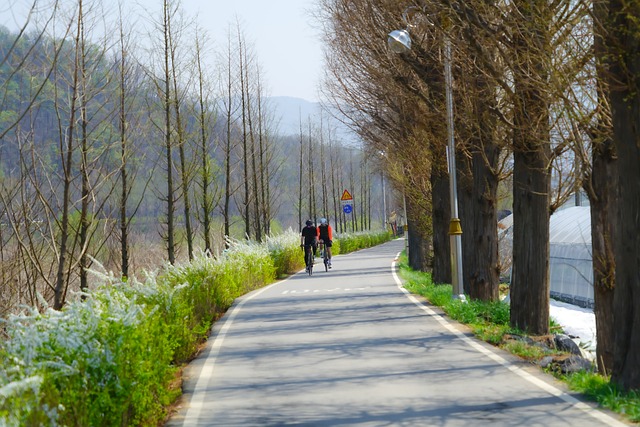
[318,241,329,272]
[304,244,314,275]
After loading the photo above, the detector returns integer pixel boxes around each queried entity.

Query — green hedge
[334,230,393,254]
[0,229,390,426]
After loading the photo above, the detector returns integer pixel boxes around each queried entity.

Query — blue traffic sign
[343,204,353,214]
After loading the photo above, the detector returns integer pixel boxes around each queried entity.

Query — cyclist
[300,219,318,271]
[317,218,333,268]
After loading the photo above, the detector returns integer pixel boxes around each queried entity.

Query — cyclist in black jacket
[300,219,318,269]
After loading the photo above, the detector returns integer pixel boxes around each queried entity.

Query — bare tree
[112,2,153,278]
[155,0,178,263]
[218,26,240,245]
[0,0,72,313]
[192,25,220,254]
[297,112,304,229]
[254,72,281,237]
[244,56,261,241]
[308,118,316,222]
[167,2,195,260]
[327,125,340,231]
[116,2,132,277]
[236,24,251,238]
[51,0,83,309]
[319,114,329,220]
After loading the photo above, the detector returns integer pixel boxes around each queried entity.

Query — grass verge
[396,252,640,423]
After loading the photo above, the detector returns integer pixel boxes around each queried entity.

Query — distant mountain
[268,96,359,145]
[268,96,322,135]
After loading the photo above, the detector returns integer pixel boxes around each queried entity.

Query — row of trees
[296,115,381,235]
[317,0,640,390]
[0,0,386,316]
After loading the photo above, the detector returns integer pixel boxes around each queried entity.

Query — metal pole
[403,190,408,256]
[443,34,465,299]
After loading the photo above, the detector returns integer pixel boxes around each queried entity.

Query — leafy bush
[334,230,392,254]
[0,280,177,426]
[0,234,286,426]
[266,229,305,277]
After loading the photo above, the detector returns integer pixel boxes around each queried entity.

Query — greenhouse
[499,206,593,308]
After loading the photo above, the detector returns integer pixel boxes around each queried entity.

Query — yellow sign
[340,189,353,201]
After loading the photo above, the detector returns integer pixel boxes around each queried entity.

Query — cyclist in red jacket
[317,218,333,268]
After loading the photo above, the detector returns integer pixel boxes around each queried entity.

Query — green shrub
[334,230,392,254]
[0,279,177,426]
[0,234,290,426]
[331,238,341,255]
[266,229,304,277]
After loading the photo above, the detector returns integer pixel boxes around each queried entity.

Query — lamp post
[388,11,465,300]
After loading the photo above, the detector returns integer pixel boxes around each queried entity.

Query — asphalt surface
[167,239,628,427]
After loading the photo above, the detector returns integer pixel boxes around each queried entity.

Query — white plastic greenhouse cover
[499,206,593,308]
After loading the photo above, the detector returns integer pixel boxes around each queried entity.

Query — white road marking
[281,286,371,295]
[391,252,627,427]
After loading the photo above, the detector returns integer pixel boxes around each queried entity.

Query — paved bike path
[167,239,627,426]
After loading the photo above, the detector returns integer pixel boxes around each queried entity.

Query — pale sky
[178,0,324,102]
[2,0,325,102]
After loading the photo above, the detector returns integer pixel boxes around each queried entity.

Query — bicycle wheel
[324,252,328,272]
[307,248,313,276]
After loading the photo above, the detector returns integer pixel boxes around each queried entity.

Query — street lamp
[388,8,465,300]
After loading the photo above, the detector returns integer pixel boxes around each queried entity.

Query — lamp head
[387,29,412,53]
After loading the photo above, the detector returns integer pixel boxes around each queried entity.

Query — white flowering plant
[0,232,297,426]
[266,228,306,277]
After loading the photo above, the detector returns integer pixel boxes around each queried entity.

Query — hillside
[269,96,359,145]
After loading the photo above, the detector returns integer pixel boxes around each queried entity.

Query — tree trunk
[256,83,270,237]
[509,0,551,335]
[247,83,261,242]
[330,138,339,232]
[588,0,616,375]
[223,33,233,245]
[510,145,551,334]
[195,34,212,254]
[238,32,251,239]
[79,2,90,293]
[468,149,500,301]
[298,117,304,229]
[117,15,130,277]
[320,119,328,219]
[608,0,640,391]
[311,133,317,225]
[54,7,82,310]
[431,162,451,284]
[406,197,428,272]
[458,50,502,302]
[175,97,193,260]
[163,0,175,264]
[458,151,474,295]
[589,173,616,374]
